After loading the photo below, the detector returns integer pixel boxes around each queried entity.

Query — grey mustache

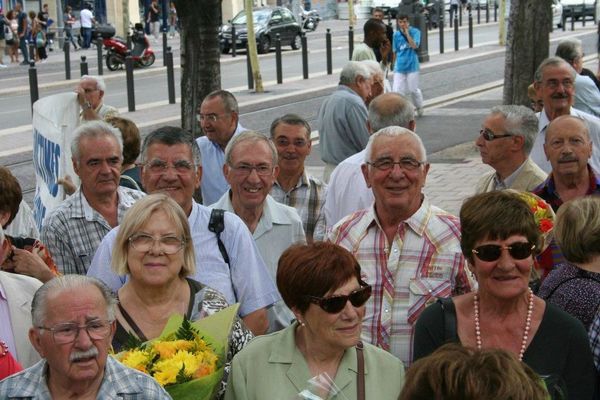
[69,346,99,362]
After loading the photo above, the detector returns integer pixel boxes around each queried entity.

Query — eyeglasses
[37,319,113,344]
[367,157,425,171]
[229,163,274,176]
[472,242,535,262]
[274,137,308,148]
[196,113,228,123]
[305,285,372,314]
[129,234,185,254]
[144,159,194,175]
[479,128,513,141]
[543,79,574,90]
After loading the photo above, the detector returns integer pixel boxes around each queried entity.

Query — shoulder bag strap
[356,341,365,400]
[437,297,457,341]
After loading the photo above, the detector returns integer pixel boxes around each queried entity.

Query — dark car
[220,7,302,54]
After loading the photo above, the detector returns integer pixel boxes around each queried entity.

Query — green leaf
[122,330,146,351]
[174,316,200,341]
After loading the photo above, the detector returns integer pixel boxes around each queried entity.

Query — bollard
[64,40,71,80]
[583,0,586,27]
[162,31,168,66]
[562,13,566,31]
[28,61,39,112]
[275,33,283,84]
[494,2,497,22]
[96,37,103,75]
[477,4,480,24]
[486,1,490,23]
[454,16,459,51]
[571,14,575,31]
[125,51,135,111]
[439,15,444,54]
[28,42,35,62]
[301,32,308,79]
[459,5,463,26]
[231,25,237,57]
[326,28,332,75]
[166,46,175,104]
[127,34,132,50]
[246,43,253,90]
[348,26,354,60]
[468,10,473,48]
[80,55,89,76]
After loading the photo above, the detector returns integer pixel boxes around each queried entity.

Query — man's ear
[408,120,416,132]
[29,328,45,358]
[223,164,231,184]
[72,157,80,176]
[361,163,372,188]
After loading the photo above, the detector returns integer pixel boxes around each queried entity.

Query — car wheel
[291,33,301,50]
[257,35,270,54]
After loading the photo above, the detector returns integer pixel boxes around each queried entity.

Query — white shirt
[324,149,374,229]
[80,9,94,28]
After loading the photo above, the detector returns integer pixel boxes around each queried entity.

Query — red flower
[539,219,553,233]
[536,200,548,210]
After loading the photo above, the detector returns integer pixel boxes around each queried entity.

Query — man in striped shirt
[328,126,473,365]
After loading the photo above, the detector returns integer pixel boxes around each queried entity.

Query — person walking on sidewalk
[63,6,78,51]
[79,3,95,49]
[393,13,424,117]
[0,8,8,68]
[15,3,28,65]
[147,0,160,41]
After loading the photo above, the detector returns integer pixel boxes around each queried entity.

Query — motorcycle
[104,23,155,71]
[300,8,320,31]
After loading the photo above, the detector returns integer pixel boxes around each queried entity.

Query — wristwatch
[82,101,92,110]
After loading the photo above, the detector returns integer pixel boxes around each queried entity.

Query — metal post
[571,14,575,30]
[162,31,168,66]
[96,38,103,76]
[494,2,497,22]
[28,61,38,112]
[231,25,237,57]
[246,43,253,90]
[477,4,480,24]
[486,1,490,23]
[459,5,463,26]
[439,15,444,54]
[454,16,459,51]
[468,10,473,48]
[301,32,308,79]
[348,26,354,60]
[326,28,332,75]
[125,51,135,112]
[127,34,132,50]
[275,33,283,84]
[64,40,71,80]
[562,13,566,31]
[166,47,175,104]
[80,55,88,76]
[583,0,586,27]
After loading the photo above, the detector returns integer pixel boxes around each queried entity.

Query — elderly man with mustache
[529,57,600,174]
[532,115,600,212]
[0,275,171,399]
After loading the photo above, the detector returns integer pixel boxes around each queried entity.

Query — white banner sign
[32,92,80,230]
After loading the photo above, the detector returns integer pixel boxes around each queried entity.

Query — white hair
[81,75,106,92]
[361,60,384,79]
[339,61,371,86]
[364,126,427,163]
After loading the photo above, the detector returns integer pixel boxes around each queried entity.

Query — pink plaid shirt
[328,197,473,365]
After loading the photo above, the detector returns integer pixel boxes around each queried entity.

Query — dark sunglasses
[472,242,535,262]
[306,285,372,314]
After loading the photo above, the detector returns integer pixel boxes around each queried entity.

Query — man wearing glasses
[269,114,327,242]
[530,57,600,173]
[474,105,546,193]
[40,121,145,275]
[196,90,246,205]
[213,131,306,333]
[328,127,473,366]
[75,75,119,122]
[0,275,170,398]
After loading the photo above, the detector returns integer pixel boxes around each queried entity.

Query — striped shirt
[328,197,473,365]
[41,186,145,274]
[271,171,327,241]
[0,356,171,399]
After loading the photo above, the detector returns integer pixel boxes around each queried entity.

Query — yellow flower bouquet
[116,304,239,400]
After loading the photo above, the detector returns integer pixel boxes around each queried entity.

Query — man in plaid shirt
[269,114,327,242]
[328,127,474,365]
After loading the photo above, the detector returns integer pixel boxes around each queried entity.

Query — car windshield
[232,9,271,25]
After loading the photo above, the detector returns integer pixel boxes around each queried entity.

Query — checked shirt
[328,197,473,365]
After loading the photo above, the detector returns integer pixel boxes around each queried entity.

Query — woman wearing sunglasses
[413,190,596,399]
[225,242,404,400]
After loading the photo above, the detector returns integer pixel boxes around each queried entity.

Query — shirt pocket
[407,278,452,325]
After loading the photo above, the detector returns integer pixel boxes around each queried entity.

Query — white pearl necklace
[473,288,533,361]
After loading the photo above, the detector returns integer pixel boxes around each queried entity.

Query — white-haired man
[0,275,170,398]
[318,61,372,181]
[328,127,473,365]
[76,75,118,121]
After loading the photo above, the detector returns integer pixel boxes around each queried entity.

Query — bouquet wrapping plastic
[116,304,239,400]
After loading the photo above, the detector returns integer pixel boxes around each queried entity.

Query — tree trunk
[177,0,223,137]
[503,0,551,106]
[245,0,264,92]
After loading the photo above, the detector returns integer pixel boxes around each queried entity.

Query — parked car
[553,0,564,27]
[561,0,599,22]
[220,7,302,54]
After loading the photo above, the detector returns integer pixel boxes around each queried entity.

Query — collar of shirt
[273,170,309,194]
[542,164,599,198]
[364,195,432,239]
[207,123,246,151]
[493,159,528,190]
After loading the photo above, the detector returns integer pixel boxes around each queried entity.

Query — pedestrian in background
[147,0,160,41]
[79,3,95,49]
[168,2,177,38]
[392,13,424,117]
[63,5,78,51]
[15,3,28,65]
[0,8,8,68]
[6,10,19,64]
